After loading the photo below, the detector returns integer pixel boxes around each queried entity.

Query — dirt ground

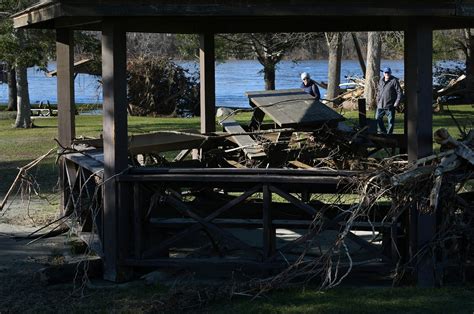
[0,194,238,313]
[0,195,147,312]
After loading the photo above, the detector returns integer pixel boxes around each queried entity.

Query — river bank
[0,59,405,108]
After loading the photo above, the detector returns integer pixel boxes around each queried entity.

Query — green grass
[0,114,202,193]
[4,284,473,313]
[1,105,472,194]
[209,286,474,313]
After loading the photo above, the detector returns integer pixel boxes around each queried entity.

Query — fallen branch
[0,147,56,211]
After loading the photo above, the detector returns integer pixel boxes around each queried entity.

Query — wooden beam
[263,185,276,259]
[404,20,436,287]
[12,1,459,30]
[56,28,75,216]
[101,19,130,282]
[56,28,75,146]
[358,98,367,129]
[133,183,143,258]
[124,257,284,272]
[405,25,433,161]
[199,33,216,133]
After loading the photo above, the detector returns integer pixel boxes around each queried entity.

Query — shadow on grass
[31,124,57,129]
[209,286,474,314]
[128,121,202,134]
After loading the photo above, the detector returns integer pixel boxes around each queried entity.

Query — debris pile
[1,88,472,301]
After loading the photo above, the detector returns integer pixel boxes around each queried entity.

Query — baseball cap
[301,72,310,80]
[382,67,392,73]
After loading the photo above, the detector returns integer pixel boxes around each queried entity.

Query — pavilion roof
[12,0,474,32]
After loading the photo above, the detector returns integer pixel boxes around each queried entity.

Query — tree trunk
[364,32,382,110]
[263,62,276,90]
[464,29,474,103]
[326,32,343,107]
[7,67,17,111]
[351,33,366,77]
[14,65,32,128]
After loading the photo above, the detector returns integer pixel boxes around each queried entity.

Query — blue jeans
[375,107,396,134]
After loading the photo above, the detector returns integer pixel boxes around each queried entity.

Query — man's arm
[376,79,382,103]
[394,79,402,107]
[312,84,321,101]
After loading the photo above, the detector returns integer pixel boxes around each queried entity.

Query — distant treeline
[78,30,467,62]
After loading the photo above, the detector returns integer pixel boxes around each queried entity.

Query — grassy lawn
[209,286,474,314]
[5,284,473,313]
[1,105,472,194]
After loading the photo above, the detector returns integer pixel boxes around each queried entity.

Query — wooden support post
[56,28,75,215]
[133,183,143,259]
[199,33,216,134]
[404,20,436,287]
[263,185,276,260]
[56,28,75,146]
[358,98,367,129]
[101,20,131,281]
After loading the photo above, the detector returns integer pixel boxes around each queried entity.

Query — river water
[0,59,404,108]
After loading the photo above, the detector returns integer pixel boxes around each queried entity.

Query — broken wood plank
[224,159,246,168]
[47,58,101,77]
[288,160,312,169]
[217,108,266,159]
[73,131,209,154]
[173,149,191,162]
[391,165,434,186]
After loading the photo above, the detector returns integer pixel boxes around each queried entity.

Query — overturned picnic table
[218,89,346,160]
[246,89,344,129]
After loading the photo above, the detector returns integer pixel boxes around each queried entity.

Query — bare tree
[351,33,366,77]
[459,29,474,102]
[221,33,315,90]
[364,32,382,109]
[7,66,17,111]
[325,32,344,106]
[1,0,53,128]
[13,29,31,128]
[127,32,178,59]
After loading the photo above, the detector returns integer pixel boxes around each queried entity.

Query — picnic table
[245,89,344,129]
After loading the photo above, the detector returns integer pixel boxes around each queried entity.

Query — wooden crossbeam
[124,257,285,272]
[269,185,384,258]
[165,192,260,254]
[145,185,261,257]
[150,218,398,229]
[64,160,80,211]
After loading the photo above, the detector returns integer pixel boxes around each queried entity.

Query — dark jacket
[300,79,321,101]
[376,76,402,109]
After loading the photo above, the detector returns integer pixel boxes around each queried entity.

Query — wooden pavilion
[12,0,474,285]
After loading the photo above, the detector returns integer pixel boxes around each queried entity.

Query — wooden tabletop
[246,89,344,128]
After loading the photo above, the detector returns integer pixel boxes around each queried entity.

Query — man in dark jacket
[300,72,321,101]
[376,67,402,134]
